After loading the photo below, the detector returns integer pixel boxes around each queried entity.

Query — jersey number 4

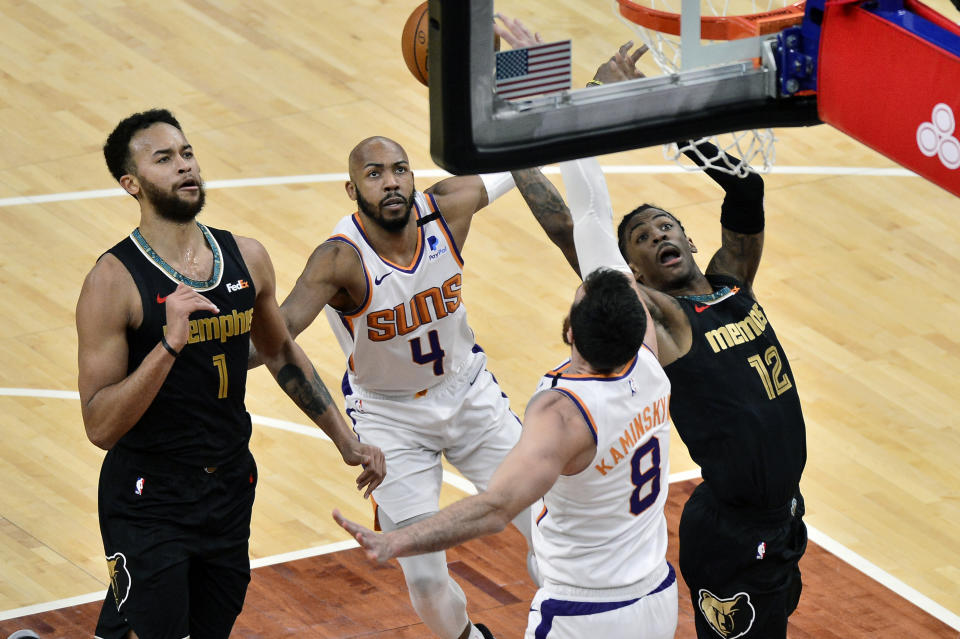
[410,329,446,376]
[630,436,662,516]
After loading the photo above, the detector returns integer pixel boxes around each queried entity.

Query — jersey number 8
[630,436,662,516]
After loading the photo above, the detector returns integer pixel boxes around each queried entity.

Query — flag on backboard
[495,40,572,100]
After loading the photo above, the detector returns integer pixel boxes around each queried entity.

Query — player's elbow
[84,424,117,450]
[81,404,122,450]
[478,496,515,535]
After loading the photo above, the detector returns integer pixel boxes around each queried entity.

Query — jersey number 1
[212,354,228,399]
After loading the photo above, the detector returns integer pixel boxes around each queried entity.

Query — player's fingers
[356,467,374,489]
[494,23,519,48]
[190,297,220,313]
[631,43,649,64]
[358,467,384,498]
[618,40,634,57]
[515,20,535,40]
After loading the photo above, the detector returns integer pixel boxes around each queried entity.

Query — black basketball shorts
[94,447,258,639]
[678,482,807,639]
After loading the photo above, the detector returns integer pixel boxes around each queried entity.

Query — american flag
[495,40,572,100]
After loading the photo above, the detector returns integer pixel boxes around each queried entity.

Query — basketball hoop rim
[616,0,806,40]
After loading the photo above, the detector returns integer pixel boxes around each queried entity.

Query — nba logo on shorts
[756,541,766,560]
[134,477,145,495]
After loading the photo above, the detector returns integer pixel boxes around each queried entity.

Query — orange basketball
[401,2,500,87]
[401,2,429,86]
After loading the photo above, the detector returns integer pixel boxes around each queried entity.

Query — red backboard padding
[818,0,960,197]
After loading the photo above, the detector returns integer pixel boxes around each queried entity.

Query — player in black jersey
[76,109,386,639]
[504,38,807,639]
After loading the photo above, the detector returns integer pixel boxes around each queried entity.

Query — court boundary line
[1,385,957,630]
[0,165,920,208]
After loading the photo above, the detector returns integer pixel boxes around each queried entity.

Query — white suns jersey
[532,346,672,589]
[324,191,477,394]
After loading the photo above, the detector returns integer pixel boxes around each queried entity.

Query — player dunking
[77,109,385,639]
[333,210,678,638]
[269,136,536,639]
[504,37,808,639]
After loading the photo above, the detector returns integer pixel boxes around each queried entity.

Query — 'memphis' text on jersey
[163,307,255,345]
[703,301,770,353]
[366,273,462,342]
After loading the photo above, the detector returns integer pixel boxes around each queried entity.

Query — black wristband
[680,139,765,234]
[160,335,180,358]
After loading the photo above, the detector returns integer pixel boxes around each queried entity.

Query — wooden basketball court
[0,1,958,637]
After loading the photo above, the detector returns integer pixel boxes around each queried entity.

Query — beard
[356,189,414,232]
[140,177,206,223]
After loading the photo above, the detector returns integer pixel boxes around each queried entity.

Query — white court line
[0,165,919,208]
[2,388,958,631]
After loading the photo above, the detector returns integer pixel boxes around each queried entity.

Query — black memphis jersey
[106,225,256,466]
[665,274,806,508]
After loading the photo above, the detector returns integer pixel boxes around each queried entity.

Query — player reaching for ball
[258,134,539,639]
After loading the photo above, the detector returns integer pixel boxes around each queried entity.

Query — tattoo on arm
[277,364,334,421]
[512,169,571,231]
[708,228,763,287]
[511,169,579,271]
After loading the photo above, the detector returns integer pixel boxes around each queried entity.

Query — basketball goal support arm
[427,0,821,174]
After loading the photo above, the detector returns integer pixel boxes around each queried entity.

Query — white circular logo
[917,103,960,170]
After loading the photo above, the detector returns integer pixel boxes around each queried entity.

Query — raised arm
[77,257,219,450]
[333,390,595,561]
[238,236,385,497]
[681,140,766,295]
[510,37,648,276]
[511,167,580,275]
[424,171,516,249]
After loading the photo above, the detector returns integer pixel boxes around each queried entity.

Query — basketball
[400,2,500,87]
[401,2,429,86]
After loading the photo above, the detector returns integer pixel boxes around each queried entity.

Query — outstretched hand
[332,508,395,563]
[494,13,543,49]
[593,41,649,84]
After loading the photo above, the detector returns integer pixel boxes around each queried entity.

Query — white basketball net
[613,0,792,175]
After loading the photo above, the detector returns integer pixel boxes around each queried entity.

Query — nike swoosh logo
[694,304,710,313]
[157,293,170,304]
[374,272,393,286]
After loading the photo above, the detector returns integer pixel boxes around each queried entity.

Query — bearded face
[138,173,206,223]
[355,187,413,232]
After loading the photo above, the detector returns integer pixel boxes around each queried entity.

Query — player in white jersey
[333,160,678,639]
[273,136,534,639]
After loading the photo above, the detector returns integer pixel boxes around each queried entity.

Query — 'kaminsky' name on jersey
[703,302,770,354]
[595,394,671,476]
[164,307,254,345]
[366,273,462,342]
